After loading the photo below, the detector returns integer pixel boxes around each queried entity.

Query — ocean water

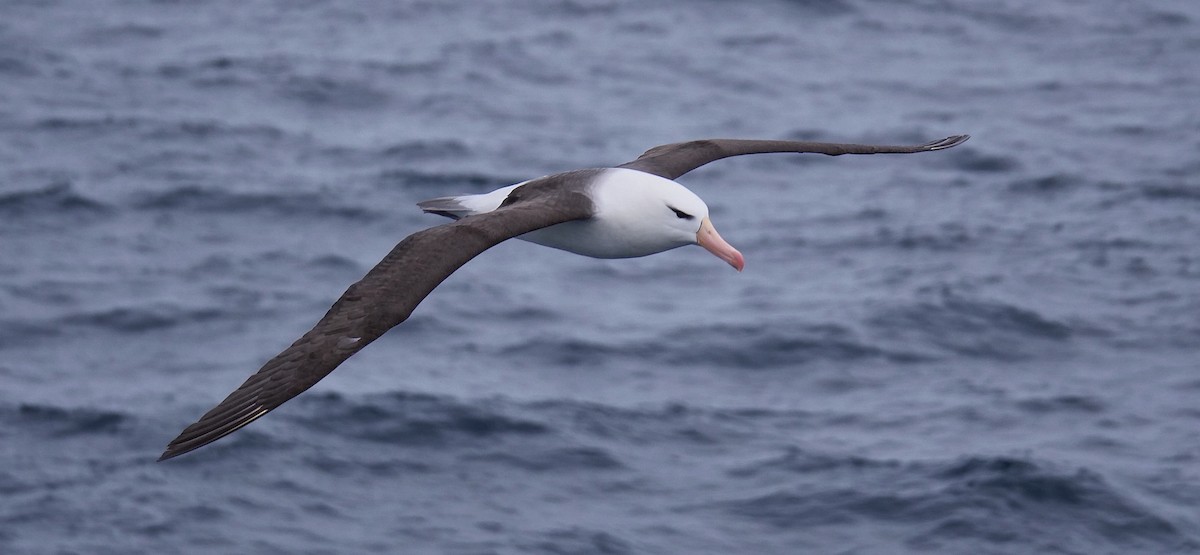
[2,0,1199,553]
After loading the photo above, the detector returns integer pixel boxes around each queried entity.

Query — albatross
[159,133,969,461]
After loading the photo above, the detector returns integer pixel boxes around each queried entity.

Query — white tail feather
[417,182,525,220]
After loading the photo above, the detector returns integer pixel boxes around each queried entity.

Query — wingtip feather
[925,134,970,150]
[157,406,271,462]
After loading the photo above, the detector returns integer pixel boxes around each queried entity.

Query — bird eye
[668,206,695,220]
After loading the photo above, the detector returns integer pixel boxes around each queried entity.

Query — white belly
[519,219,687,259]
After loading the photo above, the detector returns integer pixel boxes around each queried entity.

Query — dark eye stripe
[668,206,695,220]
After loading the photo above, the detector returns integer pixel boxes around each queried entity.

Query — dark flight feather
[158,176,594,460]
[618,135,969,180]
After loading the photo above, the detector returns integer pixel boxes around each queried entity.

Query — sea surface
[2,1,1199,553]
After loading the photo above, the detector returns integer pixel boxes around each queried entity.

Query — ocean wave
[802,220,978,253]
[282,393,790,456]
[0,470,27,497]
[726,445,898,479]
[875,223,975,251]
[868,294,1076,361]
[183,252,364,286]
[515,527,633,555]
[378,138,471,159]
[374,168,513,192]
[299,451,432,478]
[61,303,229,333]
[0,55,38,77]
[925,457,1188,549]
[1,279,90,308]
[1139,183,1200,202]
[26,115,295,167]
[779,0,857,16]
[4,403,129,438]
[498,336,625,367]
[0,182,113,220]
[280,394,638,477]
[715,453,1192,552]
[154,54,294,89]
[30,115,144,133]
[924,2,1060,32]
[1013,394,1106,415]
[500,321,928,370]
[464,446,624,472]
[138,119,287,144]
[805,207,890,225]
[1005,173,1086,195]
[131,185,379,220]
[941,148,1021,174]
[291,392,550,445]
[661,322,930,367]
[527,398,815,447]
[78,22,164,45]
[276,74,391,109]
[0,318,63,347]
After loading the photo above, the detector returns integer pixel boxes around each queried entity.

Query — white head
[588,169,744,270]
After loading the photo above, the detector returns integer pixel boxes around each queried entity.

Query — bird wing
[617,134,970,180]
[159,178,594,460]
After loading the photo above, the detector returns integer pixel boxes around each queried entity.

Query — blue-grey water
[2,1,1199,553]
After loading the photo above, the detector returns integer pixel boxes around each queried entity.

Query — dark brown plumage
[619,135,969,180]
[158,176,596,460]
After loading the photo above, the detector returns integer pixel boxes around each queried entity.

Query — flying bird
[159,133,969,460]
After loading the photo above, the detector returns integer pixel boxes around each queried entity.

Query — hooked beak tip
[696,217,745,272]
[731,253,746,273]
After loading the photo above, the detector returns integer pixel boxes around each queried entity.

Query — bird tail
[417,182,525,220]
[417,196,472,220]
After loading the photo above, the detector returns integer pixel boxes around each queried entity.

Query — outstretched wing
[618,134,970,180]
[159,178,594,461]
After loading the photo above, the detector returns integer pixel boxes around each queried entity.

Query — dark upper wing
[618,135,970,180]
[158,179,594,461]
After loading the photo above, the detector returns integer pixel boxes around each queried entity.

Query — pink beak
[696,217,745,272]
